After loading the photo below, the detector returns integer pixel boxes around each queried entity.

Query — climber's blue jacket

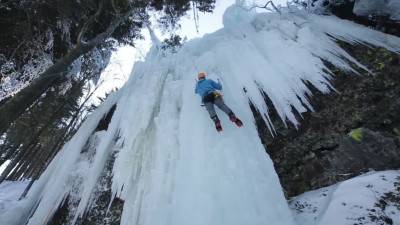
[195,79,222,98]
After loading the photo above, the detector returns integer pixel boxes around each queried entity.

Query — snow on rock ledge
[4,4,400,225]
[290,170,400,225]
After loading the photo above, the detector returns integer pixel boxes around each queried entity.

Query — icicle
[146,24,160,47]
[6,5,400,225]
[192,1,200,33]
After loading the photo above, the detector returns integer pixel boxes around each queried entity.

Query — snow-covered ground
[0,180,29,224]
[2,171,399,225]
[290,170,400,225]
[1,3,400,225]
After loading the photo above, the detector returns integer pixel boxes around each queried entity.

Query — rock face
[313,0,400,36]
[353,0,400,21]
[254,44,400,197]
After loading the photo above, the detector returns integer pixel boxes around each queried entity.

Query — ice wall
[4,4,400,225]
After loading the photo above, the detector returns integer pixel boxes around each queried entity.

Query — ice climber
[195,72,243,132]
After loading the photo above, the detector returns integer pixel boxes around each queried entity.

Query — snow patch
[290,170,400,225]
[5,4,400,225]
[0,180,29,225]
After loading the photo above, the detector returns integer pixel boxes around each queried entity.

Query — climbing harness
[213,91,222,99]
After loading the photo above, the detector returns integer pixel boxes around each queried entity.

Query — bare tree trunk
[0,10,134,134]
[0,43,92,134]
[0,88,82,182]
[0,142,38,183]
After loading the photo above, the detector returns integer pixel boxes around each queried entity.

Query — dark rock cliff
[255,43,400,197]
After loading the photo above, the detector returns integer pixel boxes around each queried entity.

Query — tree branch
[0,9,137,135]
[77,0,106,45]
[111,0,120,14]
[249,1,282,15]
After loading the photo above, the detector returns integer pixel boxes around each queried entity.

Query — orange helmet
[198,72,206,79]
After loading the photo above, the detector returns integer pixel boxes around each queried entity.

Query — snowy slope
[2,4,400,225]
[0,180,29,225]
[290,170,400,225]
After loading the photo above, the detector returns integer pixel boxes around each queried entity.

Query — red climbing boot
[229,114,243,127]
[212,116,223,132]
[215,120,223,132]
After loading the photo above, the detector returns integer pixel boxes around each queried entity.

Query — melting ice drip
[3,4,400,225]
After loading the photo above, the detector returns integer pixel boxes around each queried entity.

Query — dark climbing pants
[204,96,233,120]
